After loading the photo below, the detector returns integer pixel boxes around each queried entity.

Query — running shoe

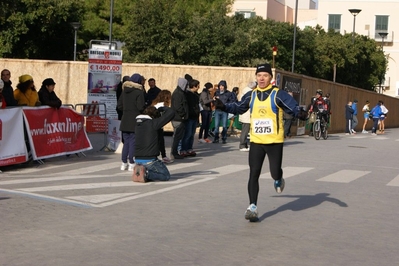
[187,150,197,157]
[244,204,259,222]
[198,139,207,144]
[274,178,285,194]
[204,138,212,143]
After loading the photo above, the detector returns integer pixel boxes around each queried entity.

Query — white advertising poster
[107,119,122,151]
[88,49,123,120]
[0,108,28,166]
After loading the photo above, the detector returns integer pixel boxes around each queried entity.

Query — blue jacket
[370,105,383,119]
[352,102,357,115]
[345,104,354,119]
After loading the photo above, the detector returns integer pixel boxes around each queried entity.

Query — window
[375,15,389,39]
[235,11,255,19]
[328,14,341,32]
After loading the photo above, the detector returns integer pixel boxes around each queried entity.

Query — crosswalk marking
[17,179,194,192]
[209,165,249,177]
[317,170,370,183]
[66,193,139,203]
[5,161,89,174]
[387,175,399,186]
[260,167,314,179]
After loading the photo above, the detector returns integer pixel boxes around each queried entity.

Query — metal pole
[352,15,355,43]
[73,29,77,61]
[291,0,298,72]
[109,0,114,49]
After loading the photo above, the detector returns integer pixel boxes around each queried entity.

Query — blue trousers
[121,132,135,164]
[213,110,228,141]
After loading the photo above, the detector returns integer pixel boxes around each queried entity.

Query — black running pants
[248,142,284,205]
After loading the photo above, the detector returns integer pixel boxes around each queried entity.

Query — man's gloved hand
[214,98,226,111]
[296,107,308,121]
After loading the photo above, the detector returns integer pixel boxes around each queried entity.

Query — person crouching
[133,104,175,182]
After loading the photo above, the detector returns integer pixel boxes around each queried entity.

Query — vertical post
[378,32,388,93]
[291,0,298,73]
[70,22,81,61]
[109,0,114,49]
[73,29,77,61]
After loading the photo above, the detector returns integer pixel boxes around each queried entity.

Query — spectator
[324,93,332,125]
[170,78,189,160]
[116,75,130,120]
[0,79,6,108]
[227,86,239,136]
[146,78,161,107]
[213,63,308,222]
[213,80,236,144]
[133,105,175,183]
[1,69,17,106]
[38,78,62,109]
[370,102,384,136]
[181,79,200,157]
[361,100,370,133]
[379,101,388,134]
[117,73,146,171]
[151,90,173,164]
[283,91,295,139]
[198,82,215,143]
[345,101,355,135]
[239,81,256,151]
[14,74,41,106]
[351,99,358,133]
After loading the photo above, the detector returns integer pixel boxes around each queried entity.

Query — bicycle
[312,112,328,140]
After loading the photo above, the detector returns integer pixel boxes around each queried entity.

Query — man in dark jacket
[1,69,17,106]
[38,78,62,108]
[345,101,355,135]
[145,78,161,107]
[170,78,189,160]
[117,73,146,171]
[213,80,236,144]
[133,105,175,182]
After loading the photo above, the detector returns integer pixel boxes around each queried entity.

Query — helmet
[316,89,323,96]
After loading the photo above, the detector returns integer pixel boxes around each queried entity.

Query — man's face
[219,85,225,91]
[256,72,272,89]
[1,70,11,82]
[148,80,155,88]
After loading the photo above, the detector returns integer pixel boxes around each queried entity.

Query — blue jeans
[144,160,171,181]
[121,132,135,164]
[181,119,197,152]
[214,110,228,140]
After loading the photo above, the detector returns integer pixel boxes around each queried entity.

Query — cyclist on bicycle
[309,89,328,126]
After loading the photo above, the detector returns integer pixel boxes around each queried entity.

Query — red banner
[23,106,92,160]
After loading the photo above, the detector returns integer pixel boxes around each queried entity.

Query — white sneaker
[120,162,128,171]
[128,163,135,171]
[351,129,356,134]
[198,139,206,144]
[362,130,368,133]
[239,148,250,152]
[244,204,258,222]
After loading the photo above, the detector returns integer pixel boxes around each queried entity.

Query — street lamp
[348,9,361,43]
[70,22,81,61]
[291,0,298,72]
[378,32,388,93]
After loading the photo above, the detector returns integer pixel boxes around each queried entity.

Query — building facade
[230,0,399,97]
[317,0,398,97]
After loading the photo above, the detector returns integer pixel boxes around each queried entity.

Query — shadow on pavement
[257,193,348,222]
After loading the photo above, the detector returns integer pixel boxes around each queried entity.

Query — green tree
[0,0,84,60]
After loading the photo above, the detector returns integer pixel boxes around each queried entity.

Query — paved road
[1,129,399,265]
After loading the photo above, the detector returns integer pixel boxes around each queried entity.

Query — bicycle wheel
[322,119,328,140]
[313,119,321,140]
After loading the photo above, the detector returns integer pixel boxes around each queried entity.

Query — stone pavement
[1,129,399,265]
